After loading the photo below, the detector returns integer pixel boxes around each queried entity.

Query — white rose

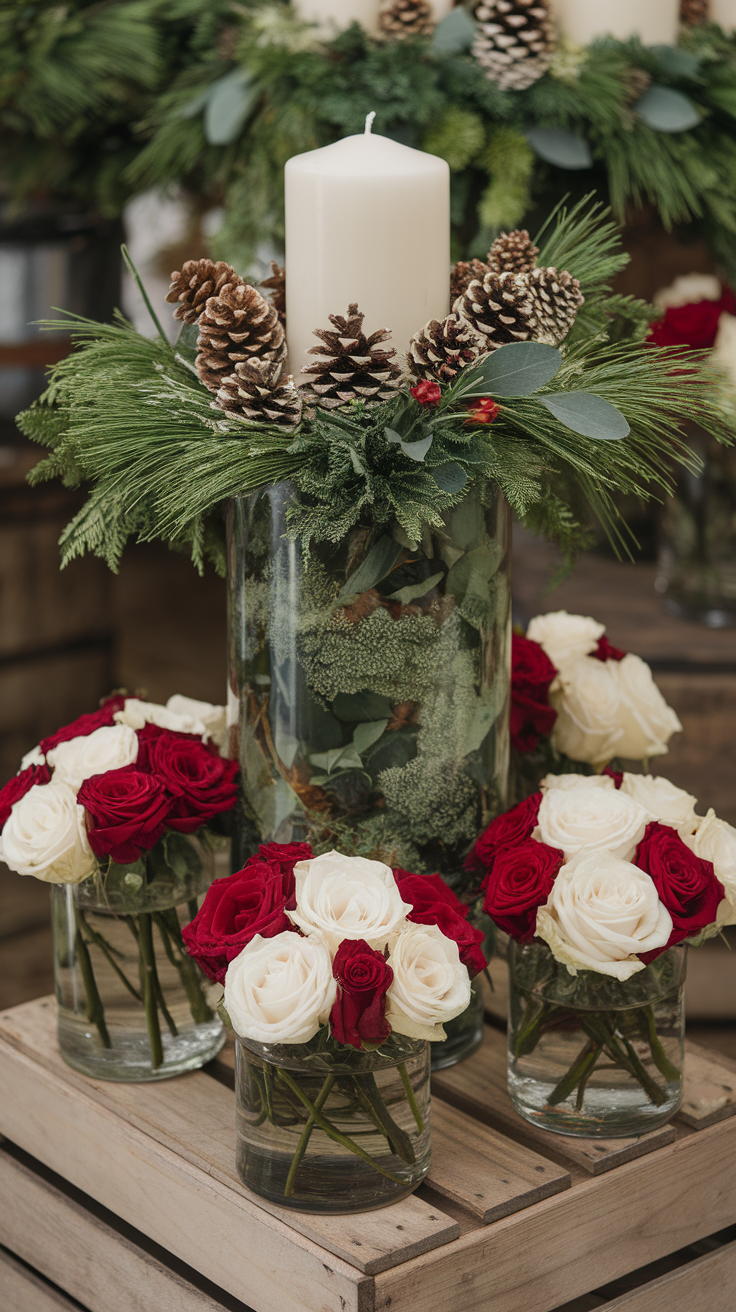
[0,783,96,884]
[612,655,682,762]
[536,851,673,980]
[550,657,624,767]
[166,694,226,748]
[681,810,736,927]
[20,745,45,771]
[540,773,614,793]
[526,610,604,675]
[535,783,647,861]
[47,725,139,794]
[114,698,208,738]
[288,850,411,955]
[385,924,471,1042]
[621,773,697,829]
[224,931,336,1043]
[713,313,736,388]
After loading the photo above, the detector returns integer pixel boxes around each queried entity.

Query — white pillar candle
[285,117,450,379]
[292,0,381,33]
[711,0,736,31]
[553,0,679,45]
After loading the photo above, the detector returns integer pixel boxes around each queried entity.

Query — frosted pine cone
[261,261,286,326]
[680,0,709,22]
[379,0,435,38]
[216,360,302,429]
[527,266,584,345]
[408,314,485,383]
[196,283,286,392]
[301,303,402,409]
[487,229,540,276]
[472,0,554,92]
[450,258,491,305]
[454,271,536,347]
[166,260,240,324]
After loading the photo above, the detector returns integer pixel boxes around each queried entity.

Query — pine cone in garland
[624,67,653,104]
[216,360,302,429]
[526,266,584,345]
[408,314,485,383]
[196,283,286,392]
[166,260,240,324]
[450,258,491,305]
[487,229,539,276]
[261,261,286,326]
[680,0,709,23]
[472,0,554,92]
[301,303,402,409]
[379,0,435,38]
[454,271,536,347]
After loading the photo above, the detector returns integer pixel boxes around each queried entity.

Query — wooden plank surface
[432,1025,677,1175]
[0,1145,242,1312]
[0,1248,82,1312]
[596,1238,736,1311]
[427,1100,570,1222]
[677,1044,736,1129]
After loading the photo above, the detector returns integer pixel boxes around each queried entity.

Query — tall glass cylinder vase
[53,832,225,1081]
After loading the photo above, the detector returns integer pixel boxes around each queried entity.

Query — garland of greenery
[16,200,731,577]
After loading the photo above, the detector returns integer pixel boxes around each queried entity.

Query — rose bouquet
[469,771,734,1135]
[183,846,484,1209]
[0,693,238,1079]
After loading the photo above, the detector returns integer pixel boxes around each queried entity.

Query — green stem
[547,1038,601,1108]
[398,1063,424,1133]
[353,1073,415,1165]
[121,243,167,343]
[77,911,141,1002]
[74,926,111,1048]
[155,909,213,1024]
[137,914,164,1070]
[639,1005,681,1084]
[284,1073,336,1198]
[275,1070,406,1186]
[575,1049,601,1112]
[514,997,553,1058]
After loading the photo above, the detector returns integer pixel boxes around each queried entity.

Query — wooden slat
[0,998,459,1278]
[372,1115,736,1312]
[677,1043,736,1129]
[0,1145,241,1312]
[596,1238,736,1311]
[427,1100,570,1222]
[0,1248,82,1312]
[432,1025,676,1175]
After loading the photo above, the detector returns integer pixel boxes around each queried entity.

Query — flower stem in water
[284,1073,336,1198]
[74,923,111,1048]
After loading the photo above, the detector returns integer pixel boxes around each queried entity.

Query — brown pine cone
[526,266,584,345]
[472,0,554,92]
[487,229,539,276]
[216,359,302,429]
[450,258,491,305]
[680,0,709,22]
[196,283,286,392]
[301,303,403,409]
[261,261,286,326]
[166,259,240,324]
[408,314,485,383]
[453,271,536,347]
[379,0,435,38]
[624,67,653,104]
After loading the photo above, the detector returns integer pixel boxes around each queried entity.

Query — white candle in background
[553,0,679,45]
[285,117,450,379]
[292,0,381,33]
[711,0,736,31]
[430,0,457,16]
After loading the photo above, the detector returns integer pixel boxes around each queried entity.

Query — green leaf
[387,570,444,604]
[179,86,212,120]
[309,744,362,775]
[274,729,300,769]
[431,7,477,53]
[204,71,257,146]
[432,462,468,494]
[649,46,702,79]
[332,691,392,722]
[461,341,562,398]
[634,85,700,134]
[538,393,630,441]
[527,128,593,170]
[337,536,403,602]
[175,321,199,365]
[385,428,434,462]
[352,719,389,755]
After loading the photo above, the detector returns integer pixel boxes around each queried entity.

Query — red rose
[135,724,204,770]
[483,839,563,942]
[465,793,542,875]
[465,396,500,425]
[410,380,441,407]
[648,288,736,351]
[79,767,172,864]
[138,729,238,832]
[511,633,558,752]
[0,763,51,827]
[39,695,126,754]
[635,822,725,954]
[593,635,626,662]
[394,870,487,977]
[603,766,624,788]
[182,845,309,983]
[329,939,393,1049]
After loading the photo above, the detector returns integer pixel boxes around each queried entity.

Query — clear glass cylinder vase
[52,832,225,1081]
[507,940,686,1137]
[235,1032,430,1212]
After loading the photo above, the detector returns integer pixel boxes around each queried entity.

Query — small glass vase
[431,979,484,1071]
[52,831,225,1081]
[507,940,686,1138]
[235,1031,431,1212]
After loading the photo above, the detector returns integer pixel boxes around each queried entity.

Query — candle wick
[364,111,376,136]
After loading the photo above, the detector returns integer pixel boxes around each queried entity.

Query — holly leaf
[460,341,562,398]
[538,393,630,440]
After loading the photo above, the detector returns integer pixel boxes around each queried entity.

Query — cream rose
[536,851,673,980]
[621,774,697,829]
[166,694,226,748]
[535,783,647,861]
[114,698,208,738]
[224,931,336,1043]
[0,783,96,884]
[681,810,736,927]
[385,924,471,1042]
[20,745,45,770]
[550,657,624,767]
[288,850,411,954]
[47,724,139,793]
[526,610,604,675]
[612,655,682,762]
[540,773,614,793]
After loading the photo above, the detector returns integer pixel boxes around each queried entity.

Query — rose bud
[410,380,441,407]
[465,397,499,425]
[330,939,394,1049]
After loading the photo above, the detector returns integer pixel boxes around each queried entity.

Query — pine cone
[408,314,485,383]
[379,0,435,37]
[166,260,240,325]
[526,266,584,345]
[624,67,653,104]
[472,0,554,92]
[301,303,402,409]
[261,261,286,326]
[454,271,536,347]
[487,229,539,276]
[216,360,302,429]
[196,283,286,392]
[450,258,491,305]
[680,0,709,22]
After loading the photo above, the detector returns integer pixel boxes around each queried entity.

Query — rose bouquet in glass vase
[183,845,483,1211]
[0,693,237,1081]
[468,769,735,1137]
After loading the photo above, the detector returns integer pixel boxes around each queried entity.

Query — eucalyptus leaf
[204,71,257,146]
[274,729,300,769]
[175,321,199,364]
[385,428,434,462]
[337,536,403,602]
[179,86,212,119]
[649,46,702,79]
[432,462,468,494]
[387,570,444,604]
[431,6,477,53]
[634,85,700,134]
[309,746,348,775]
[162,831,203,880]
[539,392,630,440]
[461,341,562,398]
[332,691,392,722]
[527,127,593,170]
[352,719,389,755]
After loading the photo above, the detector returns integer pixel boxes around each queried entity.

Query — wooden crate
[0,998,735,1312]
